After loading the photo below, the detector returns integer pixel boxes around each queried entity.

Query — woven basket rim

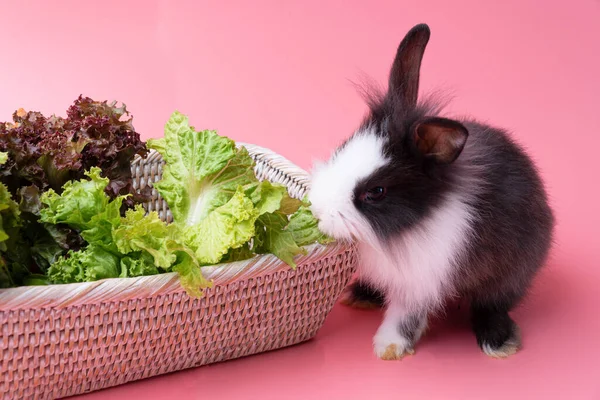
[0,142,347,310]
[0,242,353,310]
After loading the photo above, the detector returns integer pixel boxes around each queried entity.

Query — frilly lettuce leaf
[287,204,335,246]
[0,152,20,247]
[0,181,23,287]
[111,206,210,294]
[147,111,255,225]
[0,96,148,205]
[220,243,255,263]
[79,198,125,250]
[182,186,259,264]
[48,245,120,284]
[254,212,305,267]
[146,111,333,274]
[40,171,211,295]
[39,167,121,231]
[28,111,332,296]
[0,151,26,287]
[147,112,262,266]
[247,180,300,216]
[119,253,159,278]
[39,170,158,283]
[112,206,177,269]
[169,243,212,297]
[252,197,330,268]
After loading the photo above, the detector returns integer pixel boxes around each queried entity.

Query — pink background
[2,1,599,399]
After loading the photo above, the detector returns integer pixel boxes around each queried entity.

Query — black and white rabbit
[308,23,554,360]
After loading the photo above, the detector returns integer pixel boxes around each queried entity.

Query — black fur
[471,300,519,350]
[397,313,426,346]
[347,280,386,307]
[345,23,554,354]
[351,95,457,238]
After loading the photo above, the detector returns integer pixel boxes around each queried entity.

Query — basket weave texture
[0,143,357,400]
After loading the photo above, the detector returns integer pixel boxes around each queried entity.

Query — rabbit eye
[360,186,387,202]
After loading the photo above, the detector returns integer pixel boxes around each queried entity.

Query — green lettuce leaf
[0,184,20,248]
[246,180,284,215]
[242,169,303,217]
[39,167,122,231]
[119,253,159,278]
[169,243,212,297]
[0,156,25,287]
[278,194,304,216]
[38,166,212,295]
[38,166,127,255]
[48,245,120,284]
[79,197,124,249]
[146,111,334,273]
[147,111,256,225]
[17,184,79,267]
[112,206,176,269]
[220,243,254,263]
[0,151,21,250]
[287,205,334,246]
[254,212,305,268]
[148,112,270,267]
[112,205,213,296]
[182,186,259,264]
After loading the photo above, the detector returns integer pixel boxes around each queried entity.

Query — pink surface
[1,1,599,399]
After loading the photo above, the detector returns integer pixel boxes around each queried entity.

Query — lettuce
[0,152,24,287]
[40,168,125,231]
[0,96,148,203]
[148,111,331,273]
[287,203,335,246]
[0,109,332,296]
[254,212,305,267]
[112,206,177,269]
[0,184,20,247]
[182,187,259,264]
[40,169,210,295]
[48,245,120,284]
[147,112,264,265]
[170,245,212,298]
[111,206,211,294]
[0,96,150,280]
[119,254,159,278]
[40,169,126,284]
[147,112,256,224]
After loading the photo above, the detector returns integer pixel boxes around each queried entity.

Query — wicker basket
[0,143,357,400]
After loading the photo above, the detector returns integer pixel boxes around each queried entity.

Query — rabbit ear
[412,117,468,164]
[388,24,431,109]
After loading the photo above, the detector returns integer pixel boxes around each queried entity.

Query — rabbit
[308,23,555,360]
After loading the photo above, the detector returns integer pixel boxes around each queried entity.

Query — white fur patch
[309,127,387,243]
[373,303,428,359]
[358,191,474,314]
[373,324,413,359]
